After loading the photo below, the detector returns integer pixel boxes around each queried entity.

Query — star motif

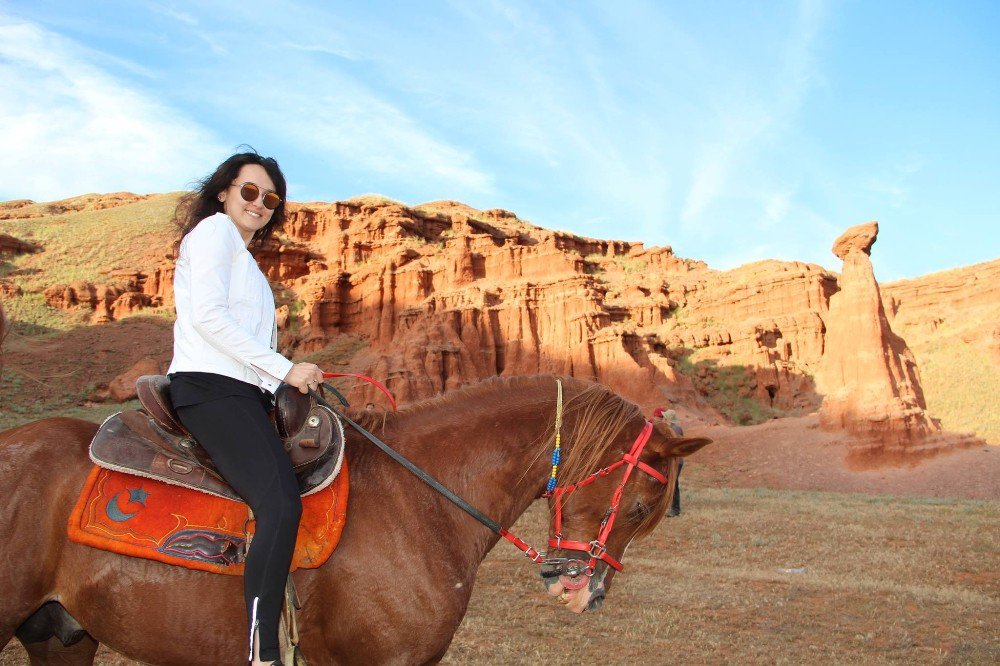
[128,487,149,505]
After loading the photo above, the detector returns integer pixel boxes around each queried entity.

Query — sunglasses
[235,182,282,210]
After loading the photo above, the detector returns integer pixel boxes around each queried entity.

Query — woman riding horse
[1,375,709,664]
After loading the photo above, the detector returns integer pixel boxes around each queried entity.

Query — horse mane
[542,380,643,486]
[347,374,644,487]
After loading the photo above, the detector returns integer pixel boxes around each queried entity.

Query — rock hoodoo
[816,221,978,450]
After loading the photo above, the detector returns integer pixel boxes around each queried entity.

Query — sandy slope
[686,413,999,500]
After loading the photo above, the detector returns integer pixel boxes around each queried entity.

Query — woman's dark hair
[174,148,288,250]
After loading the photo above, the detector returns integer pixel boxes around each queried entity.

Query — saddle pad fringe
[67,462,349,575]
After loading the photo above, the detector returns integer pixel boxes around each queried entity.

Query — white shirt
[167,213,294,393]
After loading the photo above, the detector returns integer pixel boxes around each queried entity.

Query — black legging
[175,393,302,662]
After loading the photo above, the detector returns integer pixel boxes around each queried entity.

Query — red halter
[544,421,666,574]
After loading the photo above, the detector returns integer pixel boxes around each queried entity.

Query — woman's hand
[283,362,325,394]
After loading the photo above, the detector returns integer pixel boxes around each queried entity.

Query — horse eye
[629,501,652,522]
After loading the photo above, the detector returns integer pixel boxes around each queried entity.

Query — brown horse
[0,375,710,665]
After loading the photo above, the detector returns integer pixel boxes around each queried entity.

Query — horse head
[537,386,711,613]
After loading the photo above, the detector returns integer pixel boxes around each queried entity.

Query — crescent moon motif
[106,492,139,522]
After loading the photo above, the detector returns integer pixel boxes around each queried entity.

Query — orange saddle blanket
[67,461,348,575]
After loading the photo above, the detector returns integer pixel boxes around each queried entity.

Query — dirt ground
[2,411,997,665]
[687,414,1000,500]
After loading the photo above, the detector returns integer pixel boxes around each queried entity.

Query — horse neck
[353,379,560,555]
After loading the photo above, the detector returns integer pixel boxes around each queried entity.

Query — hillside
[0,193,997,444]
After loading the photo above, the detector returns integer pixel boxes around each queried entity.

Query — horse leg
[20,634,98,666]
[15,602,98,666]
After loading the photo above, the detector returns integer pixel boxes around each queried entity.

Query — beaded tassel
[546,380,564,494]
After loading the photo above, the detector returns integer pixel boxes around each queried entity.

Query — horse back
[0,415,98,499]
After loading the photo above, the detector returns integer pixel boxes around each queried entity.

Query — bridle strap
[547,421,664,572]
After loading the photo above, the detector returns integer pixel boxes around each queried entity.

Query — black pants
[173,388,302,662]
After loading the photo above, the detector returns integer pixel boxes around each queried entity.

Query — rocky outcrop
[816,222,980,450]
[259,198,726,419]
[88,355,163,403]
[654,260,836,411]
[883,259,1000,360]
[883,259,1000,321]
[42,268,167,324]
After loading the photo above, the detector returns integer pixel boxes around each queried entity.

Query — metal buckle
[540,557,590,578]
[166,458,192,474]
[588,540,607,559]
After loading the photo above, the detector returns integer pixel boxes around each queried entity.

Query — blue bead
[546,478,557,492]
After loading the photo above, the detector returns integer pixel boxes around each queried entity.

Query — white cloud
[0,17,225,201]
[262,88,496,197]
[763,190,792,227]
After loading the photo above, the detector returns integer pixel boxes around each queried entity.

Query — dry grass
[0,194,179,333]
[3,483,996,665]
[905,326,1000,444]
[441,486,998,665]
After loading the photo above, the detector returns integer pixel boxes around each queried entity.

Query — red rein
[322,372,398,411]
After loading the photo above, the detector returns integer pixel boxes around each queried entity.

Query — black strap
[319,382,350,407]
[308,389,503,534]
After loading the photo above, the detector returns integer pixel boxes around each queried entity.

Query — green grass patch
[913,334,1000,443]
[674,353,782,425]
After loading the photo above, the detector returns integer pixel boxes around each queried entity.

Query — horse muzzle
[540,558,608,613]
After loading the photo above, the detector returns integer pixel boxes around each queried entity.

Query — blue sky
[1,1,997,280]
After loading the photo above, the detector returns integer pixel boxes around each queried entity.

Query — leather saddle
[89,375,345,502]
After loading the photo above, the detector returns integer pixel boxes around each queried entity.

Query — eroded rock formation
[816,222,979,449]
[883,258,1000,361]
[42,268,168,324]
[9,191,993,441]
[273,199,716,416]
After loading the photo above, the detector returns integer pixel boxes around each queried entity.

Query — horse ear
[647,436,712,459]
